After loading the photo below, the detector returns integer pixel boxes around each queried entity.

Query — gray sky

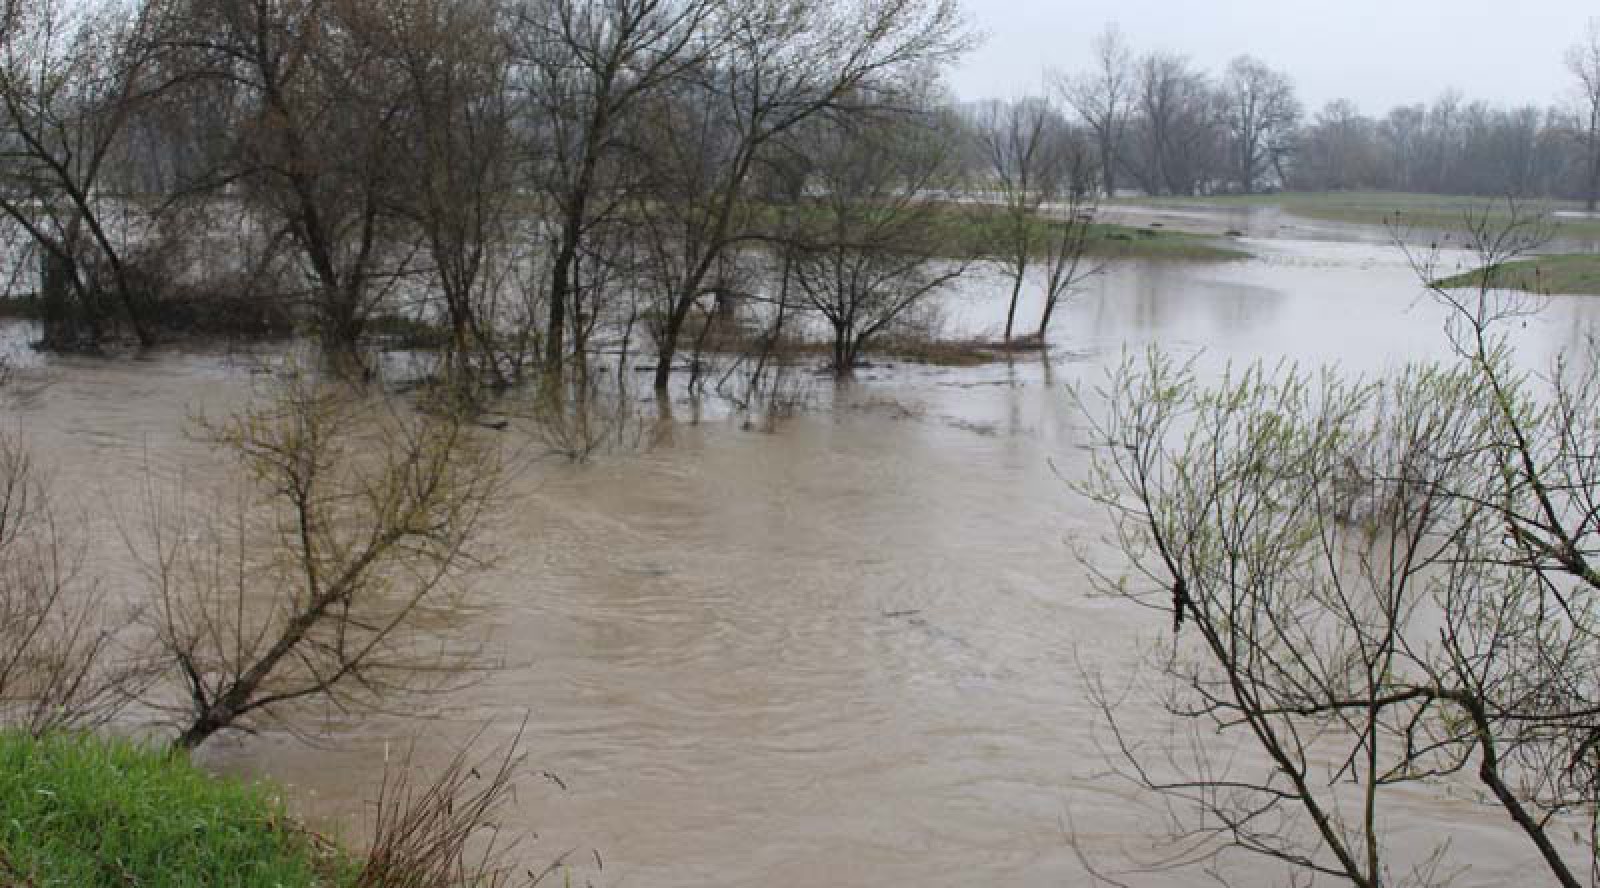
[948,0,1593,115]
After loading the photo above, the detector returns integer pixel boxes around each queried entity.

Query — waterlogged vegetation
[1119,190,1600,240]
[1433,252,1600,295]
[7,0,1600,883]
[941,204,1250,260]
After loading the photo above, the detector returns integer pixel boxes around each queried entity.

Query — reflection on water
[6,233,1597,887]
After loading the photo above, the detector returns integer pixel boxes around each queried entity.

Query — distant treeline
[965,24,1600,205]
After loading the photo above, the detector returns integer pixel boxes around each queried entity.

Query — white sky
[947,0,1594,114]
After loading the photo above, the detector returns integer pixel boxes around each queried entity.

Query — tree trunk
[833,330,855,379]
[1100,131,1117,197]
[1587,137,1599,214]
[40,250,94,350]
[320,282,368,378]
[1037,295,1059,339]
[545,237,576,378]
[176,710,231,751]
[1003,272,1024,342]
[653,301,692,392]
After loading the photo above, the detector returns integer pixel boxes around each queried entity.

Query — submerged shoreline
[4,206,1599,887]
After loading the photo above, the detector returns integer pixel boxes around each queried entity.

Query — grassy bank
[1077,222,1250,260]
[0,732,344,887]
[1118,191,1600,241]
[936,203,1250,261]
[1432,253,1600,296]
[753,200,1251,262]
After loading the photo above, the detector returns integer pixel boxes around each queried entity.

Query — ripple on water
[9,224,1598,888]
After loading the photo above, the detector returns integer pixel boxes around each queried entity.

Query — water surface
[9,224,1597,887]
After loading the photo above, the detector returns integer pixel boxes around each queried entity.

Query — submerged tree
[388,0,520,396]
[0,0,168,348]
[165,0,418,369]
[973,96,1100,344]
[137,374,501,750]
[1033,136,1099,340]
[630,0,969,393]
[784,108,968,377]
[975,97,1059,343]
[512,0,721,383]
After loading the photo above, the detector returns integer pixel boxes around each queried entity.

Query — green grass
[0,732,346,888]
[1077,222,1249,260]
[1115,190,1600,240]
[1432,254,1600,296]
[934,203,1250,261]
[745,198,1250,262]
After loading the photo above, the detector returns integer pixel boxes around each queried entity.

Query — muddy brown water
[7,231,1600,887]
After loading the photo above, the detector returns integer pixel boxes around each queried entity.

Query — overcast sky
[947,0,1594,115]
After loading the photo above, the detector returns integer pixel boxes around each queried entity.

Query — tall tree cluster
[1058,30,1300,197]
[0,0,969,391]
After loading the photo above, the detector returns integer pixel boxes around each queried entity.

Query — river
[7,218,1598,887]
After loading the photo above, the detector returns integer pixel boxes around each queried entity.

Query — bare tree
[1292,100,1381,191]
[631,0,969,394]
[974,97,1101,344]
[0,0,169,348]
[388,0,519,397]
[1568,18,1600,212]
[1076,210,1600,887]
[1284,91,1588,199]
[1218,55,1300,194]
[1125,51,1218,197]
[707,139,813,420]
[976,97,1054,343]
[1059,25,1132,199]
[784,109,968,377]
[1034,133,1099,340]
[512,0,721,384]
[137,374,501,750]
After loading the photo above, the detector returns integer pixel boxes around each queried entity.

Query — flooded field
[9,220,1599,886]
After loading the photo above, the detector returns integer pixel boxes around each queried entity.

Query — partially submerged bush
[137,371,503,750]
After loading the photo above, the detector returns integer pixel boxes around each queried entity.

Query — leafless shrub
[518,368,658,464]
[134,370,503,750]
[349,724,605,888]
[0,430,139,735]
[355,727,528,888]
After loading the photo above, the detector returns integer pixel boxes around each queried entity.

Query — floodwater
[8,219,1600,887]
